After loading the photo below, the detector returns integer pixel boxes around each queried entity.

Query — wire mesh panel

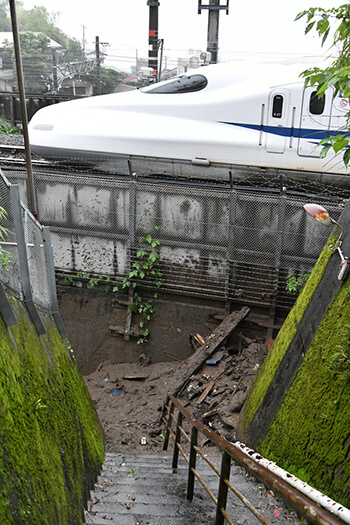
[0,170,53,311]
[0,170,23,298]
[24,207,51,309]
[280,196,342,271]
[3,167,344,310]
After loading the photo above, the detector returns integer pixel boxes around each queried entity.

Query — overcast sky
[20,0,344,71]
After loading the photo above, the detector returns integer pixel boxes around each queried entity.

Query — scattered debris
[83,307,269,454]
[123,374,149,381]
[164,307,250,402]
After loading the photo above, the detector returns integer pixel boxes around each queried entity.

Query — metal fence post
[163,398,174,451]
[129,175,137,253]
[187,426,198,500]
[267,192,287,338]
[10,185,45,335]
[42,226,68,340]
[215,451,231,525]
[226,188,237,308]
[172,410,183,470]
[0,282,17,326]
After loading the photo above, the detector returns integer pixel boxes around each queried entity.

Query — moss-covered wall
[258,280,350,506]
[0,294,105,524]
[237,207,350,508]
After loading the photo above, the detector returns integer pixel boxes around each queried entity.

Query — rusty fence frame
[162,392,347,525]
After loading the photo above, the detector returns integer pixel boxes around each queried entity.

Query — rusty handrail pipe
[164,392,347,525]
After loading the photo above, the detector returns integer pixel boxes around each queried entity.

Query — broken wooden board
[163,306,250,401]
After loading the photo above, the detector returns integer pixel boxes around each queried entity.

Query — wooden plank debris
[164,306,250,402]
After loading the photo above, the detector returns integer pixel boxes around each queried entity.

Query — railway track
[2,140,350,201]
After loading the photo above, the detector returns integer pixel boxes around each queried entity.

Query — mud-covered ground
[83,338,268,453]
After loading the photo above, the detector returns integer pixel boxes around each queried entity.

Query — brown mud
[84,338,269,453]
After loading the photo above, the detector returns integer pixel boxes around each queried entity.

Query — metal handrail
[162,392,347,525]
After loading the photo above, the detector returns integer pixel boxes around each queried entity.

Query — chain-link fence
[0,169,55,314]
[3,167,344,313]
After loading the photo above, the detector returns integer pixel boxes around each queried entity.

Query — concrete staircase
[84,452,300,525]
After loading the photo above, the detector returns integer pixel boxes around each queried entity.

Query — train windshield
[141,74,208,94]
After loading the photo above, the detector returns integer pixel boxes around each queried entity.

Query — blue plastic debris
[112,389,124,396]
[206,355,222,365]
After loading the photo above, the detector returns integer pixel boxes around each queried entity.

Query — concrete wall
[237,204,350,507]
[56,284,229,375]
[0,292,104,524]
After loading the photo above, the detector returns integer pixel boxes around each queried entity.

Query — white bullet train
[28,60,349,178]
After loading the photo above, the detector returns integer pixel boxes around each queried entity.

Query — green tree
[19,5,84,61]
[296,4,350,166]
[91,67,124,95]
[3,31,53,93]
[0,0,11,31]
[2,4,86,94]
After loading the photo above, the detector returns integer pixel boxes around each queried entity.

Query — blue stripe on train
[219,121,347,141]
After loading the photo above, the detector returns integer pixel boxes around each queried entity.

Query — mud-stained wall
[57,283,227,375]
[0,293,104,524]
[4,169,338,310]
[237,204,350,507]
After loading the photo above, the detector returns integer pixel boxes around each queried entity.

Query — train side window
[309,91,325,115]
[272,95,283,118]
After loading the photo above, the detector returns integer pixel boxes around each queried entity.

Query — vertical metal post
[215,451,231,525]
[158,38,164,82]
[172,411,182,470]
[266,192,286,339]
[187,426,198,500]
[198,0,229,64]
[0,282,17,326]
[95,36,101,95]
[10,185,45,334]
[163,399,174,451]
[51,48,58,93]
[207,0,220,64]
[9,0,37,217]
[147,0,160,76]
[226,187,237,310]
[129,177,137,252]
[42,226,68,340]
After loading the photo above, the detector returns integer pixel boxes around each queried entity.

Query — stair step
[85,451,301,525]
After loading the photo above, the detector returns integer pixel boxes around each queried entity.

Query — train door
[297,86,331,157]
[265,89,290,153]
[329,92,349,134]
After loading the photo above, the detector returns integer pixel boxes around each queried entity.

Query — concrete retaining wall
[0,292,104,524]
[237,204,350,507]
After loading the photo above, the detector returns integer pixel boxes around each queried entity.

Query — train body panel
[28,60,349,176]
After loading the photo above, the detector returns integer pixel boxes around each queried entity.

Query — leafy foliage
[91,67,125,95]
[0,0,11,32]
[296,5,350,165]
[0,118,20,135]
[60,230,163,344]
[0,207,12,269]
[286,273,310,294]
[121,229,164,344]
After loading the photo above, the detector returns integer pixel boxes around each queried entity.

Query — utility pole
[82,25,86,54]
[147,0,160,78]
[51,48,58,93]
[95,36,101,95]
[9,0,37,217]
[198,0,229,64]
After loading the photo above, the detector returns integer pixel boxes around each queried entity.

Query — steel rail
[163,392,347,525]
